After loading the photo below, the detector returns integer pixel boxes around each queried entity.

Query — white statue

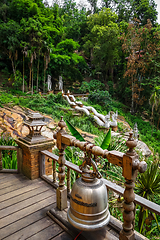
[133,123,139,141]
[59,76,63,90]
[47,75,52,91]
[110,111,118,127]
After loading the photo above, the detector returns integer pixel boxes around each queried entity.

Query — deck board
[0,173,147,240]
[0,173,66,240]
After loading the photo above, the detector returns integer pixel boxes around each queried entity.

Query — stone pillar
[16,138,53,180]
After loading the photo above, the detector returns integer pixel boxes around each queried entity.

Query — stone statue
[59,76,63,90]
[47,75,52,91]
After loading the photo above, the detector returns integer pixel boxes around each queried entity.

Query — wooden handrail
[0,146,19,150]
[40,150,160,216]
[0,145,20,173]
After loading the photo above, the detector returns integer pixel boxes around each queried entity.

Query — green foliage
[79,79,105,93]
[65,120,85,141]
[83,8,120,81]
[65,146,83,186]
[88,90,112,107]
[100,128,111,150]
[0,135,17,169]
[135,157,160,235]
[12,70,25,90]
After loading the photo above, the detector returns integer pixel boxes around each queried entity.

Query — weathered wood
[49,204,88,240]
[0,195,55,229]
[106,151,123,167]
[50,232,73,240]
[0,146,18,151]
[0,189,55,219]
[26,224,63,240]
[0,173,22,182]
[0,204,56,239]
[41,150,160,216]
[120,133,137,240]
[53,159,57,183]
[0,150,2,170]
[0,185,49,210]
[67,167,71,194]
[0,169,18,173]
[40,153,45,177]
[135,194,160,216]
[0,177,32,195]
[0,175,28,190]
[4,217,58,240]
[0,179,44,202]
[56,117,68,210]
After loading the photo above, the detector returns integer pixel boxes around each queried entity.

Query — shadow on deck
[0,173,148,240]
[0,173,72,240]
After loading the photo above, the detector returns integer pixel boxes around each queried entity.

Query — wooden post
[119,132,147,240]
[67,167,71,194]
[53,160,56,183]
[0,150,2,170]
[56,117,67,210]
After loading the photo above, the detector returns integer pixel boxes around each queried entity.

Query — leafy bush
[88,90,112,107]
[79,79,105,93]
[12,70,27,90]
[0,135,17,169]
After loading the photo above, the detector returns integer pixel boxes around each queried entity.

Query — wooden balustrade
[39,117,160,240]
[0,146,21,173]
[40,150,160,216]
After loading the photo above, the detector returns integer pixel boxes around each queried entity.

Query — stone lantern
[16,112,54,179]
[22,112,48,144]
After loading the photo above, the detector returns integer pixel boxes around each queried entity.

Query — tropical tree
[83,8,120,82]
[0,20,20,77]
[121,19,160,113]
[149,86,160,127]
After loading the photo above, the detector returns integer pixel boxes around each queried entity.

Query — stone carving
[133,123,139,141]
[59,76,63,90]
[47,75,52,91]
[62,91,118,129]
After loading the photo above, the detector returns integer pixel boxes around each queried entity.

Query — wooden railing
[39,117,160,240]
[40,150,160,216]
[0,146,21,173]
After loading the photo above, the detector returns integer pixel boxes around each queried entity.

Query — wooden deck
[0,173,72,240]
[0,173,148,240]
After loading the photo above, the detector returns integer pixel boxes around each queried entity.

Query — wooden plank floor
[0,173,72,240]
[0,173,147,240]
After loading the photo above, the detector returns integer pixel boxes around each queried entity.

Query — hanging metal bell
[67,154,110,231]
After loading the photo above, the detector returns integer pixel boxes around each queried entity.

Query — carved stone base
[57,187,67,210]
[119,230,135,240]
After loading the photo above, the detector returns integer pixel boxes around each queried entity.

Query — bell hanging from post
[67,152,110,231]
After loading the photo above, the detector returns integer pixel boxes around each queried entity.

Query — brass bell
[67,153,110,231]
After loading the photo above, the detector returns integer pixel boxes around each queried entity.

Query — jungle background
[0,0,160,239]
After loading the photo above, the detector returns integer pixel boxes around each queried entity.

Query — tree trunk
[37,57,39,92]
[131,75,134,114]
[29,66,32,91]
[32,64,33,95]
[43,56,46,93]
[44,67,46,93]
[11,57,16,77]
[23,54,24,93]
